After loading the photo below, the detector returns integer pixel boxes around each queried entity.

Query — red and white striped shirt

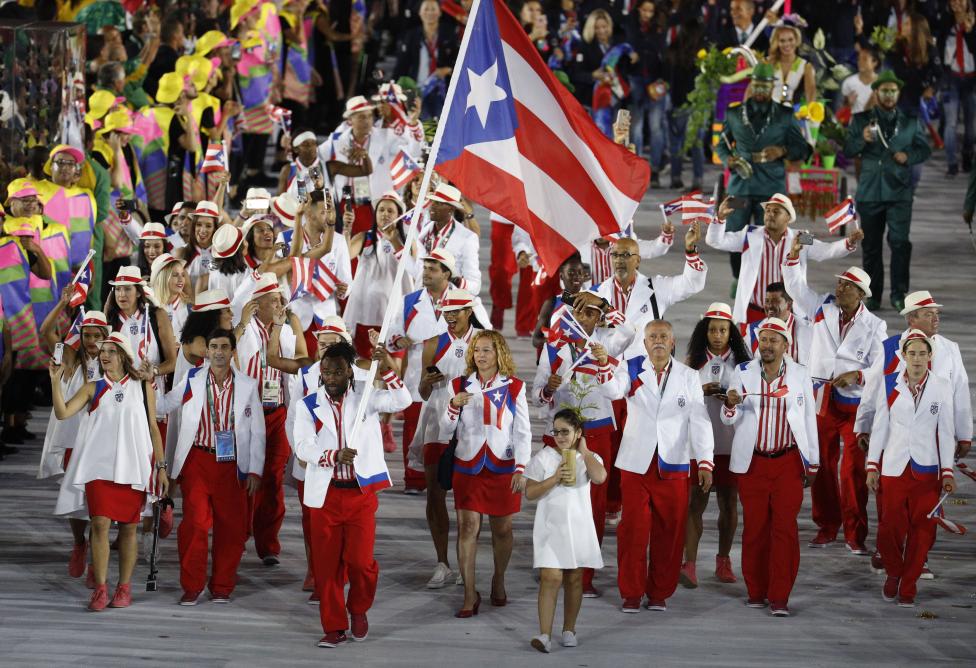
[783,312,800,361]
[756,361,794,454]
[750,231,787,307]
[590,242,612,285]
[839,303,863,342]
[611,277,634,313]
[244,318,283,407]
[193,370,234,450]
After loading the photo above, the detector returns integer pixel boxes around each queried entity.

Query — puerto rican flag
[268,105,292,133]
[390,150,422,190]
[825,197,857,233]
[64,310,84,351]
[679,195,713,224]
[483,382,515,429]
[290,257,340,302]
[434,0,649,275]
[201,143,226,174]
[69,257,94,308]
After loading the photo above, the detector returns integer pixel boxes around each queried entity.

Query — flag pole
[346,0,487,444]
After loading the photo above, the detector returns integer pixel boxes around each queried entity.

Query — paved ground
[1,153,975,667]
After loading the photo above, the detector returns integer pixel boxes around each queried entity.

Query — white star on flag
[492,391,502,402]
[466,61,507,128]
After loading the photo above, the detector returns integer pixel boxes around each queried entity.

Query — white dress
[344,233,414,335]
[524,447,604,570]
[696,350,738,457]
[186,247,213,285]
[164,299,189,345]
[55,375,155,516]
[117,308,167,418]
[38,358,101,479]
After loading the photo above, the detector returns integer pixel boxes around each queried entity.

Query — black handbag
[436,406,461,491]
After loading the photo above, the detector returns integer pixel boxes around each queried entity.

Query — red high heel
[455,592,481,618]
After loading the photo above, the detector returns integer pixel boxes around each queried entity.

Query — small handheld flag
[201,143,226,174]
[825,197,857,233]
[390,150,422,190]
[69,250,96,308]
[64,309,84,351]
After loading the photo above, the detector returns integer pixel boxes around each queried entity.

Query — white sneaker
[455,573,464,586]
[920,563,935,580]
[530,634,551,653]
[561,631,578,648]
[427,563,453,589]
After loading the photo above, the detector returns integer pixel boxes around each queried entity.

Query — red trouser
[252,406,290,558]
[514,266,538,335]
[488,222,515,312]
[296,480,313,564]
[177,447,248,596]
[581,426,612,588]
[811,397,862,542]
[617,456,689,602]
[310,487,379,633]
[738,449,804,606]
[401,401,427,491]
[877,469,940,600]
[607,399,627,514]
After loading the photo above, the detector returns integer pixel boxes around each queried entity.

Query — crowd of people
[0,0,972,656]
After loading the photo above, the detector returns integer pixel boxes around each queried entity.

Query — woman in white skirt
[524,408,607,653]
[38,296,108,582]
[51,333,169,611]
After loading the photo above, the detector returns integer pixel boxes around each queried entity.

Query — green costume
[844,104,931,306]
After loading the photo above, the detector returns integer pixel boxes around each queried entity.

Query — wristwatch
[155,461,167,471]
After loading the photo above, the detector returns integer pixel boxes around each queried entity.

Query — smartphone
[53,342,64,365]
[426,365,441,375]
[616,108,631,126]
[296,178,308,203]
[725,196,748,210]
[797,231,815,245]
[309,165,322,185]
[230,42,242,60]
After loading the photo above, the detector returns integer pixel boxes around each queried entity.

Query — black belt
[753,445,796,459]
[331,479,359,489]
[193,443,217,454]
[264,405,283,415]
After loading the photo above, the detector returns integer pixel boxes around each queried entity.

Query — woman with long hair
[887,10,941,116]
[51,333,169,611]
[38,291,110,585]
[149,253,190,346]
[135,223,170,278]
[664,16,707,191]
[441,330,532,618]
[175,202,219,295]
[413,289,482,589]
[525,408,607,653]
[767,20,817,105]
[570,9,619,110]
[626,0,668,182]
[681,303,752,587]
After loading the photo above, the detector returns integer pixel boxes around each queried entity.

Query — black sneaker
[1,429,23,445]
[670,179,685,190]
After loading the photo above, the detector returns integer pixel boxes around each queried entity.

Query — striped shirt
[193,370,234,450]
[839,303,863,342]
[783,313,800,361]
[611,277,634,313]
[756,361,794,454]
[590,241,612,285]
[244,318,283,407]
[750,231,788,308]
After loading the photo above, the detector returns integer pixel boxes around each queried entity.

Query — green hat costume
[751,62,775,81]
[871,70,905,90]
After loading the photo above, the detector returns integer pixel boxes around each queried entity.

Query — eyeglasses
[53,160,80,170]
[609,252,637,260]
[548,428,575,438]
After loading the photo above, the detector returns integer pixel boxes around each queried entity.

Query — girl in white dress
[51,333,168,612]
[524,409,607,654]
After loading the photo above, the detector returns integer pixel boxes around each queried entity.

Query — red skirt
[85,480,146,524]
[452,467,521,516]
[690,455,737,489]
[423,442,449,467]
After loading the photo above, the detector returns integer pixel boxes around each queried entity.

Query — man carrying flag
[432,0,650,278]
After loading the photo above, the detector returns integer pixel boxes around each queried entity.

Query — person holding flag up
[843,70,931,312]
[865,330,956,608]
[707,193,862,325]
[782,239,887,555]
[293,341,411,648]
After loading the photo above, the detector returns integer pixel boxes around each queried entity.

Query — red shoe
[490,577,507,606]
[621,597,641,613]
[455,592,481,618]
[882,577,899,602]
[109,583,131,608]
[303,571,315,592]
[679,561,698,589]
[351,613,368,641]
[307,592,320,605]
[808,530,836,548]
[317,631,347,648]
[897,596,915,608]
[211,593,231,604]
[85,564,96,590]
[920,563,935,580]
[746,598,768,608]
[68,541,88,578]
[871,551,885,574]
[88,584,109,611]
[770,604,790,617]
[644,599,667,611]
[159,505,174,539]
[715,555,738,583]
[380,423,397,454]
[581,583,601,598]
[179,591,201,606]
[846,541,870,556]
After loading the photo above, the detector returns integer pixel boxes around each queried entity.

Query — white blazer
[293,375,412,508]
[594,259,706,331]
[783,260,886,404]
[866,371,955,480]
[439,373,533,474]
[387,288,448,402]
[417,219,482,294]
[706,221,852,323]
[165,367,266,480]
[721,357,820,474]
[600,356,714,477]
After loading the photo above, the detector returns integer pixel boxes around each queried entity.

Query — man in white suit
[744,281,813,365]
[722,317,819,617]
[600,320,714,613]
[165,329,266,606]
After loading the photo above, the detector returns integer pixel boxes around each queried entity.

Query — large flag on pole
[434,0,649,275]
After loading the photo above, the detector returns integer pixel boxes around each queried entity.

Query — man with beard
[844,71,932,312]
[714,62,811,279]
